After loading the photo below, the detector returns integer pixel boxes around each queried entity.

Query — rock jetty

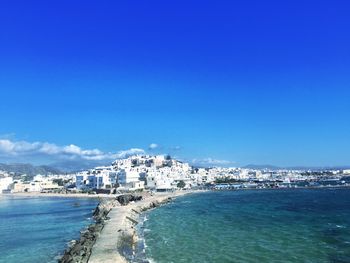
[58,198,117,263]
[116,194,143,206]
[59,191,194,263]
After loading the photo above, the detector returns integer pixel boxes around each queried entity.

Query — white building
[76,166,117,190]
[0,175,13,193]
[74,154,221,192]
[343,169,350,175]
[10,179,61,193]
[116,169,144,190]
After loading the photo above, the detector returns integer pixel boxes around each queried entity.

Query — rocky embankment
[117,196,174,262]
[59,192,189,263]
[116,194,143,206]
[58,197,120,263]
[139,196,173,212]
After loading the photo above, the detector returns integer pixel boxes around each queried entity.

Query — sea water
[142,189,350,263]
[0,196,98,263]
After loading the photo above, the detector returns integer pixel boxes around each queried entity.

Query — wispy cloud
[148,143,159,150]
[0,133,17,140]
[171,146,182,151]
[113,148,145,159]
[191,158,234,167]
[0,139,145,161]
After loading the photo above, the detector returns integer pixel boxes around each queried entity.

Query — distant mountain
[243,164,281,170]
[0,163,63,176]
[50,160,110,173]
[243,164,350,171]
[287,165,350,171]
[0,160,110,177]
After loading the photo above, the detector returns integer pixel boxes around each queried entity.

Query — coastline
[3,191,189,262]
[4,183,349,200]
[4,192,116,199]
[3,187,349,262]
[7,187,349,262]
[88,190,200,263]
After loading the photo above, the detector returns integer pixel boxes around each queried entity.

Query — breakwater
[58,198,117,263]
[88,191,194,263]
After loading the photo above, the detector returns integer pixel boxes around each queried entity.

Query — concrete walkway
[89,205,130,263]
[89,192,191,263]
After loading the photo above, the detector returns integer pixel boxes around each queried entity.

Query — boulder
[116,194,142,206]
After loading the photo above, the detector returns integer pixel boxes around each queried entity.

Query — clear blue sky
[0,0,349,167]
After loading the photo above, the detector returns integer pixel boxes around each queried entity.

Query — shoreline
[2,183,349,200]
[2,192,117,199]
[3,187,349,262]
[87,186,350,263]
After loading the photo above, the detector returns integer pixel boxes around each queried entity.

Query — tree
[53,179,64,186]
[177,180,186,189]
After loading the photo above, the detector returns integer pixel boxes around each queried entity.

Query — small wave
[336,224,346,228]
[146,257,157,263]
[53,255,62,260]
[162,238,169,244]
[67,240,76,248]
[328,223,346,229]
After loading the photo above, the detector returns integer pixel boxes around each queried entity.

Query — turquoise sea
[0,196,98,263]
[141,189,350,263]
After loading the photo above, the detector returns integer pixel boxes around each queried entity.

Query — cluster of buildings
[0,171,13,193]
[11,175,65,193]
[1,155,350,194]
[72,155,256,192]
[0,171,66,194]
[76,155,194,192]
[212,167,350,189]
[73,156,350,192]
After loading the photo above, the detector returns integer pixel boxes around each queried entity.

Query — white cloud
[148,143,159,150]
[191,157,233,167]
[0,133,16,140]
[0,139,15,153]
[0,139,145,162]
[172,146,182,151]
[113,148,145,159]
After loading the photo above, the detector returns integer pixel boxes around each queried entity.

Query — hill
[0,163,63,176]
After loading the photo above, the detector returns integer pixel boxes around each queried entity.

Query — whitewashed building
[75,166,117,190]
[0,175,13,193]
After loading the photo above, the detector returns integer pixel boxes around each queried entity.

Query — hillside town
[1,155,350,194]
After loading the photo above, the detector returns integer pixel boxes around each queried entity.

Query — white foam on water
[147,257,157,263]
[336,224,346,228]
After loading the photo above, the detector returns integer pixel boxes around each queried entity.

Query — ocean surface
[141,189,350,263]
[0,196,98,263]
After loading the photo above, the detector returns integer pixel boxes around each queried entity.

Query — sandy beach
[88,190,196,263]
[5,192,116,199]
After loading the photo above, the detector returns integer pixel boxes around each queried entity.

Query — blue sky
[0,0,349,167]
